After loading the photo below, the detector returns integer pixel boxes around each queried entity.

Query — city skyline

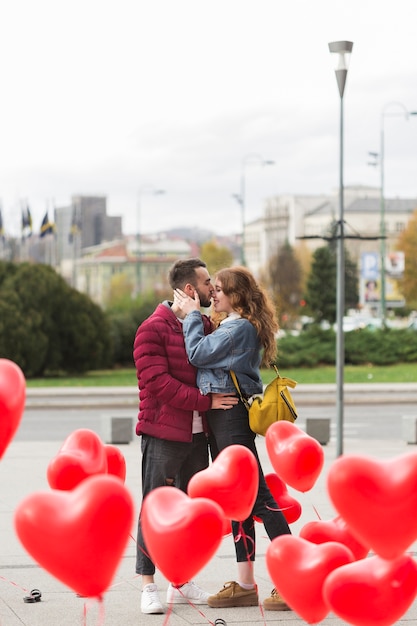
[1,0,416,238]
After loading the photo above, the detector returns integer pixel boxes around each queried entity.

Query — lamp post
[232,153,274,265]
[379,102,417,324]
[136,185,165,295]
[328,40,353,457]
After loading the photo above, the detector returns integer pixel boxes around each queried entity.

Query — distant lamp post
[232,153,274,265]
[136,185,165,294]
[379,103,417,324]
[328,40,353,457]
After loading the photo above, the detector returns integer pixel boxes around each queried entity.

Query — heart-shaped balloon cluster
[47,429,126,489]
[14,474,134,598]
[6,362,417,626]
[266,534,354,623]
[14,426,131,599]
[266,442,417,625]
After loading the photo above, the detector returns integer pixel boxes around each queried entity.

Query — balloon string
[163,605,227,626]
[235,520,255,560]
[0,575,30,593]
[312,504,322,520]
[263,503,293,512]
[82,595,105,626]
[234,522,271,626]
[162,603,173,626]
[108,573,141,590]
[257,599,267,626]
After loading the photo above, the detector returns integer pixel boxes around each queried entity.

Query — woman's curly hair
[214,266,279,366]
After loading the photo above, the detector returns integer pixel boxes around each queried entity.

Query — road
[15,383,417,442]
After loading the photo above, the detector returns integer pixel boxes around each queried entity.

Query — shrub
[277,326,417,368]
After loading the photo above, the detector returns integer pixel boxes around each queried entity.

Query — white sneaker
[166,581,210,605]
[141,583,164,614]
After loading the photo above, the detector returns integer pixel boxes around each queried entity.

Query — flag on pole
[68,207,81,243]
[40,210,55,237]
[21,205,33,238]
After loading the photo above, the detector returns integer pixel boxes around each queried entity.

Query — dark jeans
[136,432,209,575]
[207,401,291,562]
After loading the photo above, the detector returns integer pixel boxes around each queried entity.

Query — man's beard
[197,290,212,308]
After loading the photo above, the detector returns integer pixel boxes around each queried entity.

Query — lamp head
[328,40,353,98]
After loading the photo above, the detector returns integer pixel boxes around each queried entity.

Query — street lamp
[379,102,417,324]
[328,40,353,457]
[232,153,274,265]
[136,185,165,294]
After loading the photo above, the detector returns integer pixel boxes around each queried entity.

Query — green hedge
[276,327,417,368]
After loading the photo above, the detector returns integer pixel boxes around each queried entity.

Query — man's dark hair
[168,258,207,289]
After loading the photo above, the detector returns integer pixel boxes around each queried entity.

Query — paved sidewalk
[1,434,417,625]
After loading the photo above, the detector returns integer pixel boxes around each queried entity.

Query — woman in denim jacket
[174,266,291,612]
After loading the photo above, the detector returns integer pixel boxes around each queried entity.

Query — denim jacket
[182,311,263,396]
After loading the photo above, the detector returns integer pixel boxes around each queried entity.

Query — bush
[0,262,112,377]
[277,327,336,368]
[276,326,417,368]
[106,293,162,366]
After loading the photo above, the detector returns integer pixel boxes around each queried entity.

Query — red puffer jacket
[133,302,213,442]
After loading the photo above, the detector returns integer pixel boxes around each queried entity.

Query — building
[246,193,323,275]
[55,195,122,260]
[75,235,193,307]
[246,186,417,276]
[54,195,123,286]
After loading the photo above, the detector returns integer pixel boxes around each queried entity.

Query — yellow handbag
[230,365,298,436]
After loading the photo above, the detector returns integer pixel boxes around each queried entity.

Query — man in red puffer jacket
[133,258,238,615]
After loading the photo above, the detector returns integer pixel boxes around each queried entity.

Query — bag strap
[231,364,282,410]
[230,370,251,411]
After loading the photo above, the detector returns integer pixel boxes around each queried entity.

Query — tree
[305,244,359,324]
[105,273,134,310]
[305,246,336,323]
[396,209,417,309]
[0,262,111,377]
[268,242,303,328]
[344,248,359,311]
[107,293,163,365]
[200,240,234,275]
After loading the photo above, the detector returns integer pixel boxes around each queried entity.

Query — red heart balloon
[327,452,417,559]
[221,516,233,536]
[187,444,259,521]
[14,475,134,598]
[0,359,26,458]
[265,421,324,492]
[323,554,417,626]
[141,486,224,586]
[47,429,108,490]
[300,515,369,561]
[254,473,302,524]
[105,445,126,482]
[266,535,354,623]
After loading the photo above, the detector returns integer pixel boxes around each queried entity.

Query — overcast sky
[1,0,417,237]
